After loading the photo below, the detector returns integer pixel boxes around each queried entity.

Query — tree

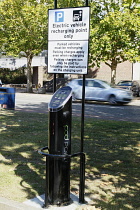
[58,0,84,8]
[0,0,87,90]
[0,0,50,92]
[90,7,140,84]
[1,0,139,87]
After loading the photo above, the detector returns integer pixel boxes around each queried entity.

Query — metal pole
[81,75,85,153]
[79,76,85,203]
[80,0,88,153]
[54,0,57,8]
[53,0,57,93]
[79,0,89,203]
[44,157,49,207]
[53,74,56,93]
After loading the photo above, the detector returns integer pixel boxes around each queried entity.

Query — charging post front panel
[47,86,72,205]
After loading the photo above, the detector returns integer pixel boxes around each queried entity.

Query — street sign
[48,7,90,74]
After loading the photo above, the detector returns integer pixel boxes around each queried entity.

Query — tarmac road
[15,93,140,123]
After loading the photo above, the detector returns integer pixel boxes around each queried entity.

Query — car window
[127,82,132,86]
[77,80,106,88]
[86,80,94,87]
[78,80,83,86]
[94,81,104,88]
[117,81,132,86]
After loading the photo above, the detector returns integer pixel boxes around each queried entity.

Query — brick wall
[96,61,132,84]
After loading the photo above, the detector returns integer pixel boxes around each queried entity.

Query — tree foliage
[89,1,140,84]
[0,0,140,86]
[0,68,27,84]
[58,0,84,8]
[0,0,50,92]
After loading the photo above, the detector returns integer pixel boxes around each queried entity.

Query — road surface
[15,93,140,122]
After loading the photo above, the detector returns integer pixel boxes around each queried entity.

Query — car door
[85,80,106,101]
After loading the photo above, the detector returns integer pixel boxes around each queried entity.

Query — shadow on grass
[0,110,47,201]
[71,119,140,209]
[0,110,140,209]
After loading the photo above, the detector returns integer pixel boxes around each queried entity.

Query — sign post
[47,3,90,204]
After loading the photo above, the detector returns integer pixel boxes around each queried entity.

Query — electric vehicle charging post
[47,86,72,205]
[39,86,72,206]
[38,86,85,207]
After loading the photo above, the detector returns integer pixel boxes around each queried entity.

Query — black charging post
[38,86,85,207]
[39,86,72,206]
[47,86,72,205]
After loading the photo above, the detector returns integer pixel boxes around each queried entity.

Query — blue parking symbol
[55,11,64,22]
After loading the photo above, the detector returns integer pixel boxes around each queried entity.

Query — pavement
[0,195,39,210]
[0,193,91,210]
[0,192,93,210]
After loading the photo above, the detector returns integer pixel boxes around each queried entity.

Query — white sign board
[48,7,90,74]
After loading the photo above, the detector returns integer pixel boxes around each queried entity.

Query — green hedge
[0,68,27,84]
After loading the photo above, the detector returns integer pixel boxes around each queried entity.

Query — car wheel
[109,95,117,105]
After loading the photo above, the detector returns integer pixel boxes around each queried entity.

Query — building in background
[0,55,140,86]
[0,55,47,87]
[133,63,140,81]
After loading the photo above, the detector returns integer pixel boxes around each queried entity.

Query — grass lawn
[0,110,140,209]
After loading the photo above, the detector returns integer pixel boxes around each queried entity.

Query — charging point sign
[48,7,90,74]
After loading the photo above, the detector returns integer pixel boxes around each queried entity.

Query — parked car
[132,81,140,97]
[43,78,68,92]
[67,79,133,105]
[116,80,140,97]
[116,80,132,92]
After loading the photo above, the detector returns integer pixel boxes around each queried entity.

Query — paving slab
[23,193,91,209]
[0,196,40,210]
[0,193,91,210]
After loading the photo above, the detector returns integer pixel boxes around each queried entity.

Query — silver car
[67,79,133,105]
